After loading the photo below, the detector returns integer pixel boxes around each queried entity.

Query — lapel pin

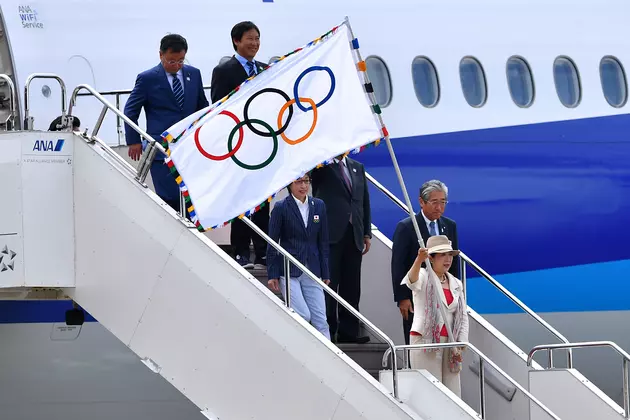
[314,215,320,223]
[186,76,190,81]
[353,168,357,173]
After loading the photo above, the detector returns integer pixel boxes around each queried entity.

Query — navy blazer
[391,213,459,303]
[267,195,330,280]
[123,64,209,159]
[311,157,372,251]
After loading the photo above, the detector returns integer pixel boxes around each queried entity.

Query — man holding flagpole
[312,155,372,344]
[210,20,270,270]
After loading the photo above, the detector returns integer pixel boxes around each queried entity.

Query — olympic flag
[162,22,386,231]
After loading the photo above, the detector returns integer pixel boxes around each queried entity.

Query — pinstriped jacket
[266,195,330,280]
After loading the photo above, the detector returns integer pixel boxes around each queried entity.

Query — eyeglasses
[164,59,185,65]
[426,199,448,206]
[295,179,311,185]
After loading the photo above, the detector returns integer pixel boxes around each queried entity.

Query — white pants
[280,274,330,340]
[409,335,461,397]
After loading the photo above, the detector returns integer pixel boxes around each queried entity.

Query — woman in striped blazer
[267,173,331,340]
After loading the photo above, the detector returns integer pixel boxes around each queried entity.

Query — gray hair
[420,180,448,202]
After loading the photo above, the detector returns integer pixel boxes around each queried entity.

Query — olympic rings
[194,110,243,161]
[194,65,336,171]
[243,88,293,137]
[293,66,336,112]
[227,119,279,170]
[277,98,318,145]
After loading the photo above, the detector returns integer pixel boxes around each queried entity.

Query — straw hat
[427,235,460,255]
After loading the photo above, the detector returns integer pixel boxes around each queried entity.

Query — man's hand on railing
[323,279,330,286]
[128,144,142,161]
[399,299,414,320]
[268,279,280,293]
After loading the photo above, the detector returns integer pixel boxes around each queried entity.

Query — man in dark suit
[210,21,269,270]
[391,179,459,345]
[312,155,372,343]
[267,174,331,339]
[124,34,209,213]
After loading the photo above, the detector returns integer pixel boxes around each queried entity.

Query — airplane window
[553,56,581,108]
[218,56,232,65]
[365,56,393,107]
[268,56,281,64]
[411,56,440,108]
[600,56,627,108]
[459,57,487,107]
[506,56,534,108]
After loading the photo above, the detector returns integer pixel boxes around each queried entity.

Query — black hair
[230,21,260,51]
[286,172,311,195]
[160,34,188,53]
[48,115,80,131]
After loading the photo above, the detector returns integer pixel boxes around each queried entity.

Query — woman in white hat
[401,234,469,397]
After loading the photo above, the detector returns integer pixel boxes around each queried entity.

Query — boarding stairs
[0,74,629,420]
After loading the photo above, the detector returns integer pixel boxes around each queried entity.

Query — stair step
[338,342,389,378]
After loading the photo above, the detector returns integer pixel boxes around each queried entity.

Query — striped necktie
[171,74,184,110]
[247,61,256,77]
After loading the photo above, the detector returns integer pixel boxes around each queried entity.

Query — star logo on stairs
[0,245,17,272]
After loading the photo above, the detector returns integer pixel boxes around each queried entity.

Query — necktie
[247,61,256,77]
[172,74,184,110]
[429,221,437,236]
[338,161,353,224]
[338,161,352,192]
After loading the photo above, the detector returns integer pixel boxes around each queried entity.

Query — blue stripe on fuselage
[358,113,630,277]
[467,259,630,314]
[0,300,97,324]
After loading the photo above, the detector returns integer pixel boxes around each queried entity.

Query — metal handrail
[459,250,573,368]
[75,85,212,97]
[383,342,562,420]
[24,73,67,130]
[67,84,166,185]
[0,74,17,130]
[240,216,400,399]
[528,341,630,418]
[364,170,574,368]
[365,172,407,211]
[74,85,212,147]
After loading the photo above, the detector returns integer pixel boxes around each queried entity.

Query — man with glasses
[124,34,209,213]
[210,21,269,270]
[391,179,459,345]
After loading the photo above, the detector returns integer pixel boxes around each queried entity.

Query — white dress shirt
[293,194,309,227]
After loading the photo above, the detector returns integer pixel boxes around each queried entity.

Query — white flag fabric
[162,22,384,231]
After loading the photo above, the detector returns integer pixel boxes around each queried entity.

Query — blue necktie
[247,61,256,77]
[172,74,184,110]
[429,221,437,236]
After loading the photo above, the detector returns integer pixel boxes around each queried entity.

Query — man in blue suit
[267,173,331,339]
[124,34,209,212]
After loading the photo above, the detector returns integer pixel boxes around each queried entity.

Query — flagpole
[342,17,456,345]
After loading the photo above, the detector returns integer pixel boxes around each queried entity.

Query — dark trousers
[327,223,362,338]
[403,303,414,345]
[230,205,270,260]
[151,159,180,213]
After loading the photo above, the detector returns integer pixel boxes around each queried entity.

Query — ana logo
[18,5,43,29]
[33,139,64,152]
[0,245,17,272]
